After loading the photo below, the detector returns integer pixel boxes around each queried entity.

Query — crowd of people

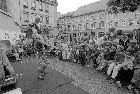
[1,28,140,93]
[1,15,140,92]
[50,32,140,92]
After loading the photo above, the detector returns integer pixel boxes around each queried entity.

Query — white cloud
[57,0,100,14]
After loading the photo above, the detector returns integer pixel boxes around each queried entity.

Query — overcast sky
[57,0,100,14]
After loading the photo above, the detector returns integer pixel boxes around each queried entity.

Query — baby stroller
[0,65,17,93]
[0,40,17,93]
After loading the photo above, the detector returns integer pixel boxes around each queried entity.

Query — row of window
[23,0,49,13]
[59,21,105,32]
[108,12,135,19]
[108,19,135,27]
[60,18,139,32]
[23,12,49,24]
[60,14,105,24]
[60,11,139,25]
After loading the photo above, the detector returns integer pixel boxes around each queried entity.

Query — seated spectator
[66,47,71,60]
[113,52,134,87]
[79,46,87,66]
[96,52,106,70]
[106,46,116,61]
[131,51,140,89]
[107,49,125,77]
[90,45,100,67]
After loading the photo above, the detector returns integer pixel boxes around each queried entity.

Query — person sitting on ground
[107,48,125,77]
[87,43,95,67]
[119,36,130,51]
[18,44,24,60]
[131,51,140,89]
[79,46,86,66]
[102,46,116,73]
[115,51,134,88]
[103,47,111,61]
[96,50,106,70]
[90,45,100,67]
[105,46,116,61]
[75,46,79,63]
[66,47,71,61]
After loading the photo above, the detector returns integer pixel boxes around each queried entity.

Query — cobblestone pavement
[11,56,89,94]
[47,57,133,94]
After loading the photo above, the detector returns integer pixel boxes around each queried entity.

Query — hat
[0,40,11,51]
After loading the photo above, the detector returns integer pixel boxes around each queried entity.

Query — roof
[60,0,108,18]
[73,0,107,16]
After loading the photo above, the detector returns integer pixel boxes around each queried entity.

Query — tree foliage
[107,0,140,13]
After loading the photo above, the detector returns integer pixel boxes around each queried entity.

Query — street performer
[30,15,45,58]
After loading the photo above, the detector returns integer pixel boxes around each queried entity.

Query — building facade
[106,9,140,39]
[0,0,21,38]
[58,0,107,42]
[19,0,58,37]
[58,0,140,42]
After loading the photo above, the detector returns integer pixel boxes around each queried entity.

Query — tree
[107,0,140,13]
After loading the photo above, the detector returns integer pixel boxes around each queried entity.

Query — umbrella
[0,40,11,51]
